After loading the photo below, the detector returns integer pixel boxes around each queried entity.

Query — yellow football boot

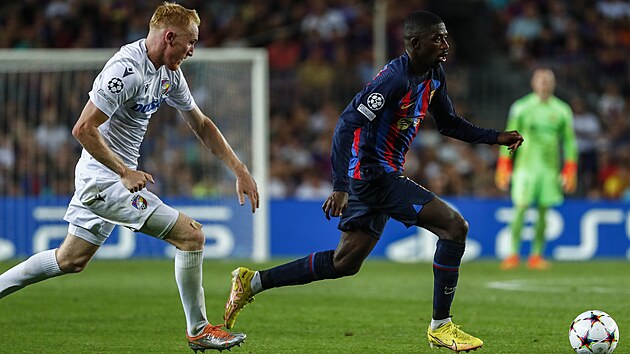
[224,267,256,329]
[427,322,483,353]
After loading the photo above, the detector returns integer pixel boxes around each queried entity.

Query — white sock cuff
[175,249,203,269]
[430,317,452,330]
[250,271,263,294]
[40,249,62,276]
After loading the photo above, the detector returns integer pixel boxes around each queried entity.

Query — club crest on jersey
[107,77,124,94]
[131,195,148,210]
[366,92,384,110]
[161,79,171,95]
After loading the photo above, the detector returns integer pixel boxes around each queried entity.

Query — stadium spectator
[0,134,15,170]
[300,0,349,43]
[294,167,333,200]
[223,11,524,353]
[598,82,626,123]
[571,96,604,195]
[505,1,544,63]
[596,0,630,21]
[547,0,572,39]
[0,3,258,352]
[296,44,335,108]
[35,105,70,155]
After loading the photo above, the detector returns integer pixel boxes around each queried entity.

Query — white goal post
[0,48,269,262]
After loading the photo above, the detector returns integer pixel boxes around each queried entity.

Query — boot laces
[205,324,234,339]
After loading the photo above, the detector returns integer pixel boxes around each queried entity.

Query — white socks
[430,317,452,330]
[174,249,207,336]
[0,248,213,338]
[250,271,263,294]
[0,249,63,299]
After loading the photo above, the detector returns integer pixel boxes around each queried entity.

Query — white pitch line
[486,279,630,294]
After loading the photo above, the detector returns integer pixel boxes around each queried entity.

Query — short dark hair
[403,11,443,39]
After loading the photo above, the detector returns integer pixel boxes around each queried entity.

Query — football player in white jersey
[0,3,258,352]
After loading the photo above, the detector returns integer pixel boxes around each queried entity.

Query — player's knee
[451,217,469,243]
[166,217,206,251]
[441,214,468,243]
[190,230,205,249]
[176,228,205,251]
[56,254,90,273]
[332,257,362,277]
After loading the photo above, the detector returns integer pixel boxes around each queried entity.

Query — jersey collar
[140,39,158,74]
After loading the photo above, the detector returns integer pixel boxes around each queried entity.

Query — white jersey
[84,39,196,176]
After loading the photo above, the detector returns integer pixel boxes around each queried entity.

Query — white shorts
[64,169,178,246]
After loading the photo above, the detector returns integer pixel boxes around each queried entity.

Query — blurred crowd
[0,0,628,201]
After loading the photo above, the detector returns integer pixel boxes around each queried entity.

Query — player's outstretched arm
[497,130,524,154]
[179,106,259,213]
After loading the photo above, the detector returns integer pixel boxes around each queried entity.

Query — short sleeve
[350,65,404,122]
[88,61,141,117]
[166,70,196,111]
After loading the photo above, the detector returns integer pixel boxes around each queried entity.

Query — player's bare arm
[322,191,349,220]
[497,130,524,153]
[72,100,154,193]
[179,106,259,213]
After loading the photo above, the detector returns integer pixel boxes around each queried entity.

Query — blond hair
[149,2,200,31]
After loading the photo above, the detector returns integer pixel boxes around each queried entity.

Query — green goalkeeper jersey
[500,93,577,173]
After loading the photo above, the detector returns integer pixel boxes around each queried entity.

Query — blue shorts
[338,172,435,239]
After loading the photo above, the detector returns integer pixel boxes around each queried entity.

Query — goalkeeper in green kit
[495,68,577,270]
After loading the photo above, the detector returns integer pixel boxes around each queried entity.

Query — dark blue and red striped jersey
[331,52,499,192]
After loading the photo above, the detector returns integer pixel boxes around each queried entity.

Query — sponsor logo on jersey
[429,89,436,104]
[366,92,384,110]
[131,98,163,114]
[400,101,415,110]
[97,88,117,106]
[107,77,124,94]
[357,103,376,121]
[131,195,148,210]
[123,67,134,77]
[396,117,421,130]
[161,79,171,95]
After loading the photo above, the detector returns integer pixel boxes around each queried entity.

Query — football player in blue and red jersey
[225,10,523,352]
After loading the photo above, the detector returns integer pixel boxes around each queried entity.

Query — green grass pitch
[0,259,628,353]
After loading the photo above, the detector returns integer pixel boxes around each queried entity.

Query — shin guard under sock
[432,239,465,320]
[260,250,340,289]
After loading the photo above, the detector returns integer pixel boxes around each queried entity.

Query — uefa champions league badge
[131,195,148,210]
[107,77,124,94]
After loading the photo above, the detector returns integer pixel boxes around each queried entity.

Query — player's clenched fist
[322,191,348,220]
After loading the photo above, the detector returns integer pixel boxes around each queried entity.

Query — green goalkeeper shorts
[511,168,563,207]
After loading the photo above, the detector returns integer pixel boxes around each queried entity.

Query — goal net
[0,48,269,261]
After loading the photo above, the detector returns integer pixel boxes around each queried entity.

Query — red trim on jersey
[398,90,414,115]
[419,80,431,118]
[381,91,415,171]
[352,127,362,179]
[383,130,399,171]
